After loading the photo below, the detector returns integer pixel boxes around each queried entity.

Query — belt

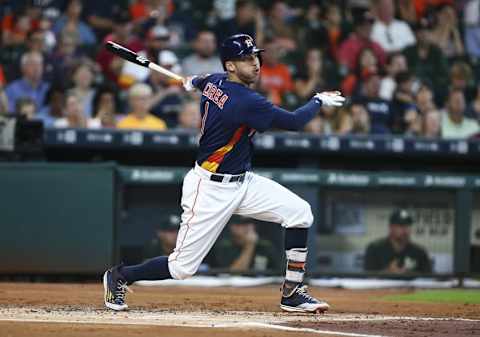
[194,162,246,183]
[210,173,245,183]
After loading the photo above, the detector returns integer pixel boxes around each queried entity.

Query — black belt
[210,173,245,183]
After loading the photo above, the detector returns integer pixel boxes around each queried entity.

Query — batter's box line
[316,314,480,323]
[214,321,388,337]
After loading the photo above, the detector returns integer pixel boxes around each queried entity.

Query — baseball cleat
[280,284,330,313]
[103,265,131,311]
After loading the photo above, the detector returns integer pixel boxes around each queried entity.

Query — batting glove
[314,91,346,107]
[182,76,197,92]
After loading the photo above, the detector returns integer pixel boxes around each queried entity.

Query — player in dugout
[103,34,345,313]
[364,208,432,274]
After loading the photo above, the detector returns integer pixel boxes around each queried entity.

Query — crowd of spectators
[1,0,480,139]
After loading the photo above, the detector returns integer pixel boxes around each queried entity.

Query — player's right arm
[183,73,225,92]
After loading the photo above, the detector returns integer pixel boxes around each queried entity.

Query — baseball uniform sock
[284,228,308,250]
[283,247,307,297]
[120,256,172,285]
[283,228,309,296]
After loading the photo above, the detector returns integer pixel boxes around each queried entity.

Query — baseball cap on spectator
[157,213,181,231]
[42,7,60,20]
[158,50,181,74]
[389,209,413,226]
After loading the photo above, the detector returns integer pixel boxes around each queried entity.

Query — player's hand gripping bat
[105,41,185,83]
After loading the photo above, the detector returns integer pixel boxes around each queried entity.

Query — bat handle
[148,63,184,82]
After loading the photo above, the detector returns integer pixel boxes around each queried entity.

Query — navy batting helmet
[219,34,264,70]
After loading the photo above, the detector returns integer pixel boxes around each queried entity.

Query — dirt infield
[0,282,479,337]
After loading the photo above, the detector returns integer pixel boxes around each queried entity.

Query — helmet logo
[245,39,253,47]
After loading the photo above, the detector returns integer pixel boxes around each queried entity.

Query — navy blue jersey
[356,96,392,134]
[192,73,321,174]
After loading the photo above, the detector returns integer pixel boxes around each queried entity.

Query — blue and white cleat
[280,284,330,313]
[103,265,131,311]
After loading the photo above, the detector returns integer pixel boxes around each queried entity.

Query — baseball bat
[105,41,184,82]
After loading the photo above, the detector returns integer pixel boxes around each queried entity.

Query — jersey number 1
[200,101,209,138]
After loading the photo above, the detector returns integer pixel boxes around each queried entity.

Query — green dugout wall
[0,163,478,275]
[0,163,116,274]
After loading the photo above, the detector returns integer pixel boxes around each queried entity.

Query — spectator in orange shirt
[324,3,347,59]
[117,83,167,131]
[259,38,293,106]
[2,5,41,46]
[129,0,174,23]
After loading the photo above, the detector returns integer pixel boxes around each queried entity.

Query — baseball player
[104,34,345,313]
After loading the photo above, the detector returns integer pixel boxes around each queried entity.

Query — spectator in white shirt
[441,89,479,139]
[54,91,100,129]
[370,0,416,53]
[181,30,223,76]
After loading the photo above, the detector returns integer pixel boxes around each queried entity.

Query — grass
[383,290,480,304]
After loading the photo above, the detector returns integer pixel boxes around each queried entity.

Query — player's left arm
[240,91,345,132]
[272,92,345,131]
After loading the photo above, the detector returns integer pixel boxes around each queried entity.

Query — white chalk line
[215,322,387,337]
[0,317,387,337]
[138,312,480,323]
[316,315,480,322]
[0,309,478,337]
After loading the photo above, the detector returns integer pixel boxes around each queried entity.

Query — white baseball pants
[168,164,313,280]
